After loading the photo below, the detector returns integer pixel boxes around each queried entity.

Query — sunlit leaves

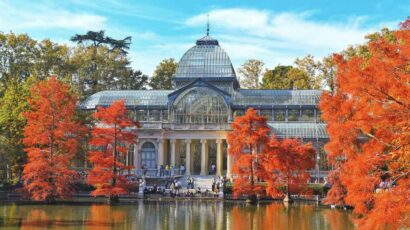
[320,20,410,229]
[87,100,138,198]
[22,77,85,201]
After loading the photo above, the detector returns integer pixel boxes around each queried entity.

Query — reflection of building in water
[130,201,225,229]
[82,31,328,177]
[129,201,354,229]
[0,202,354,229]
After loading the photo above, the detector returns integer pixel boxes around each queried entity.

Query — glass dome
[174,35,236,79]
[172,87,228,124]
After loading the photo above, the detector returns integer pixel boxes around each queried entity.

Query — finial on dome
[206,14,210,36]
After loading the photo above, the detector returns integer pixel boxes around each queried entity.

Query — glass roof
[81,89,323,109]
[174,35,236,78]
[233,89,322,105]
[81,90,173,109]
[268,123,328,138]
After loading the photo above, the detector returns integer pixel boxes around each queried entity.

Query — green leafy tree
[70,30,131,54]
[0,33,72,92]
[0,33,37,94]
[261,65,314,89]
[118,70,148,90]
[0,77,35,182]
[149,58,178,90]
[69,45,132,98]
[237,59,264,89]
[70,31,134,98]
[294,55,321,89]
[317,55,337,93]
[0,135,14,181]
[33,39,72,81]
[261,65,292,89]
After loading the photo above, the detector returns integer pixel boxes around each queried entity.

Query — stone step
[179,175,220,190]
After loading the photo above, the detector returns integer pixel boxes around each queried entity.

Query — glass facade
[288,109,299,121]
[260,110,272,121]
[148,110,161,121]
[301,109,315,122]
[141,142,156,169]
[173,87,228,124]
[233,110,244,118]
[137,110,147,122]
[80,33,328,139]
[78,32,331,177]
[174,36,236,79]
[274,110,286,122]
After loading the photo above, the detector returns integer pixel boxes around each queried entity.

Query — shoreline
[0,193,329,207]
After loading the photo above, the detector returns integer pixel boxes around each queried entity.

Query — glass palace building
[82,35,328,176]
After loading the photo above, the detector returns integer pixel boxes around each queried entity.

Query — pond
[0,201,355,229]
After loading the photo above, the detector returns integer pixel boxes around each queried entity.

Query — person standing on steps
[211,163,216,175]
[180,164,185,175]
[165,165,170,176]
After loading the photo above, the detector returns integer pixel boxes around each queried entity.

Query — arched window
[172,87,228,124]
[141,142,156,169]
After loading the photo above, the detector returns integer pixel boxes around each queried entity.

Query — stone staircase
[179,175,217,191]
[143,175,219,193]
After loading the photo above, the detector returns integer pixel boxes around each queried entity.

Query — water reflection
[0,201,354,229]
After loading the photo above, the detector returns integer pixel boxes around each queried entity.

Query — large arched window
[173,87,228,124]
[141,142,156,169]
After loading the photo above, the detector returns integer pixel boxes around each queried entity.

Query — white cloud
[16,12,106,30]
[186,8,373,49]
[185,8,394,69]
[0,1,107,31]
[129,43,191,76]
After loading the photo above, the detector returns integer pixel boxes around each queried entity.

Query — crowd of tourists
[140,164,186,176]
[141,175,229,198]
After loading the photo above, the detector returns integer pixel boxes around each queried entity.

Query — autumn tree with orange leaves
[262,136,315,199]
[228,108,316,200]
[227,108,270,197]
[323,168,347,207]
[87,100,138,204]
[320,19,410,229]
[22,76,85,202]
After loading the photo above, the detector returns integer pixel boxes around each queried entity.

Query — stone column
[216,139,223,176]
[200,139,208,175]
[185,139,191,175]
[157,139,165,169]
[170,139,176,167]
[133,143,139,170]
[227,143,232,177]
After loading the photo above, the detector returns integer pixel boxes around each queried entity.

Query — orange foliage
[228,108,316,198]
[227,108,270,197]
[85,205,128,230]
[262,136,316,198]
[319,20,410,229]
[323,168,347,207]
[87,100,138,199]
[22,76,85,201]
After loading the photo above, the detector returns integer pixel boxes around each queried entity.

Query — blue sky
[0,0,409,75]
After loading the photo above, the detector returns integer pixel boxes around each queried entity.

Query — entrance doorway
[141,142,157,169]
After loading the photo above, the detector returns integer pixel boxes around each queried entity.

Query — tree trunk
[284,174,293,203]
[107,195,119,205]
[45,196,57,204]
[112,123,117,187]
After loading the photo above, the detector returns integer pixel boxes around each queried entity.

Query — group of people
[140,164,186,176]
[143,184,164,194]
[169,179,183,196]
[211,176,227,193]
[186,176,195,189]
[160,164,186,176]
[378,179,394,192]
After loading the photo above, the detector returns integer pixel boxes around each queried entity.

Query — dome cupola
[173,35,236,79]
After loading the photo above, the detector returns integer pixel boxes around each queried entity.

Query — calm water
[0,201,354,230]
